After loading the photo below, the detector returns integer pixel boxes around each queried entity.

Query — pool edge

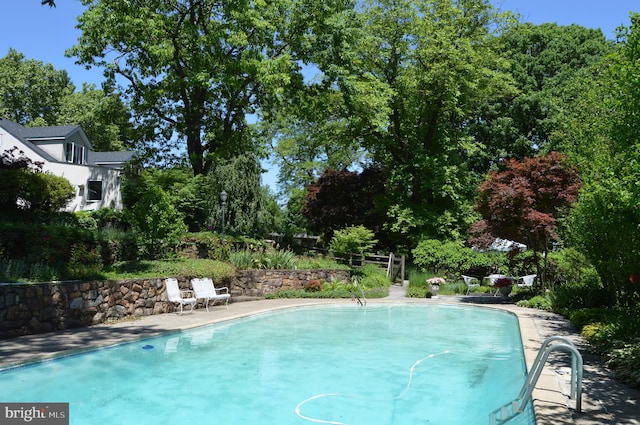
[0,297,613,424]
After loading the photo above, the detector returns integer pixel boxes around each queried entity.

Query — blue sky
[2,0,635,89]
[2,0,638,190]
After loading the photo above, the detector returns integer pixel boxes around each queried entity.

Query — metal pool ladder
[489,336,583,425]
[352,277,367,306]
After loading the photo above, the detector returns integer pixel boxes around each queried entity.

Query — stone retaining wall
[0,269,350,339]
[229,269,351,297]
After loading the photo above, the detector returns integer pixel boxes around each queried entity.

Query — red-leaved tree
[301,167,387,246]
[469,152,582,285]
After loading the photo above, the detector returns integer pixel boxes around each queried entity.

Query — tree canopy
[565,13,640,300]
[68,0,355,175]
[0,49,133,151]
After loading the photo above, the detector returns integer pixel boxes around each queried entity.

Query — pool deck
[1,284,639,424]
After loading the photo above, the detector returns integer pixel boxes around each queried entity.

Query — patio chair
[191,277,231,311]
[461,275,480,295]
[165,278,197,314]
[517,274,537,289]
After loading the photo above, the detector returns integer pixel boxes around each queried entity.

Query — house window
[75,145,84,164]
[65,142,74,162]
[87,180,103,201]
[65,142,84,164]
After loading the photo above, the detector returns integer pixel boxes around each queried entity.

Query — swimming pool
[0,304,534,424]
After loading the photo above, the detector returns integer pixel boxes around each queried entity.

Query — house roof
[22,124,86,141]
[88,151,136,165]
[0,117,56,162]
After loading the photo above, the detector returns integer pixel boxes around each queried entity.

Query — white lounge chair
[517,274,537,289]
[461,275,480,294]
[165,278,197,314]
[191,277,231,311]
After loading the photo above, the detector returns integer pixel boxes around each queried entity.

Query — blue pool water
[0,304,534,424]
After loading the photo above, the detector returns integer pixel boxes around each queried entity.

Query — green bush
[124,172,187,259]
[412,239,506,277]
[267,264,389,300]
[545,248,601,287]
[571,306,640,389]
[549,282,616,313]
[515,295,552,311]
[0,259,60,282]
[352,264,392,290]
[329,225,377,263]
[228,248,296,270]
[608,343,640,388]
[567,308,612,330]
[65,242,103,279]
[406,286,430,298]
[406,268,464,297]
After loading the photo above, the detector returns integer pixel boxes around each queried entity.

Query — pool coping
[0,295,638,424]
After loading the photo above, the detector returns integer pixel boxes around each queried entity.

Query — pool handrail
[489,336,583,425]
[352,277,367,306]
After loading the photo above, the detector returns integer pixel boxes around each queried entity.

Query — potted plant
[494,277,513,297]
[427,277,446,295]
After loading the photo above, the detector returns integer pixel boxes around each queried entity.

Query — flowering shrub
[304,279,323,292]
[494,277,513,287]
[426,277,446,285]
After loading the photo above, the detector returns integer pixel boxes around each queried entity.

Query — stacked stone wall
[0,269,350,339]
[229,269,351,297]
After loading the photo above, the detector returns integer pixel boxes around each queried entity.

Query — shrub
[304,280,323,292]
[352,264,392,289]
[515,295,552,311]
[608,343,640,388]
[329,225,377,264]
[0,259,60,282]
[124,173,187,259]
[549,282,616,313]
[581,322,617,348]
[406,285,432,298]
[568,308,612,330]
[412,239,505,277]
[65,242,103,279]
[545,248,601,288]
[228,248,296,270]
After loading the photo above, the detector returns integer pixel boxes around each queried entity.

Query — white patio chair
[165,278,197,314]
[191,277,231,311]
[517,274,537,289]
[461,275,480,295]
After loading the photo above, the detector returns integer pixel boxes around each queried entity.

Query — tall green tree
[58,83,134,152]
[338,0,516,247]
[469,23,613,171]
[0,49,73,125]
[208,154,279,238]
[261,86,367,198]
[0,49,133,152]
[69,0,355,176]
[566,13,640,303]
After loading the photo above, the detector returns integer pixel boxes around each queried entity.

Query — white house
[0,117,135,211]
